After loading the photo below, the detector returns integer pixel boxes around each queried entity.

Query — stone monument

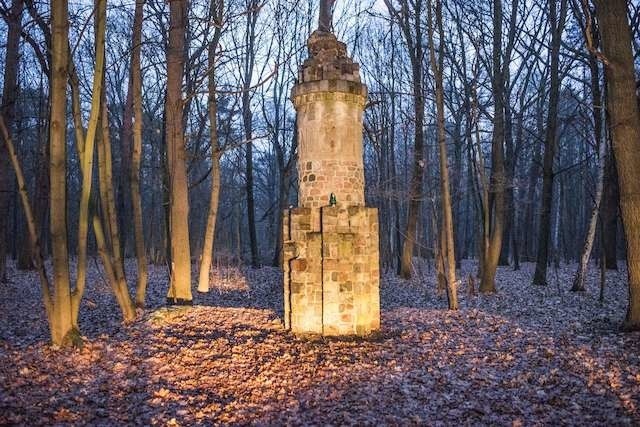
[282,1,380,336]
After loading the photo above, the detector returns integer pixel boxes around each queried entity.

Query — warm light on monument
[282,0,381,336]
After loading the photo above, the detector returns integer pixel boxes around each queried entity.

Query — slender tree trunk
[0,115,52,321]
[499,99,515,266]
[573,141,606,291]
[595,0,640,330]
[33,79,49,259]
[533,0,568,286]
[242,0,259,267]
[100,101,125,280]
[72,0,107,323]
[129,0,148,307]
[96,89,136,322]
[165,0,192,304]
[573,40,606,292]
[479,0,506,293]
[67,41,136,325]
[428,0,457,309]
[198,20,223,292]
[602,147,619,269]
[387,0,426,280]
[0,0,24,281]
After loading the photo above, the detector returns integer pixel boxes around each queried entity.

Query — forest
[1,0,640,424]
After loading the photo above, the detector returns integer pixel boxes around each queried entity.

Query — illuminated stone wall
[283,206,380,336]
[282,30,380,336]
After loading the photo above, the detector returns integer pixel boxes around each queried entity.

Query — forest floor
[1,260,639,426]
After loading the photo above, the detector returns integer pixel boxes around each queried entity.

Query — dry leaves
[0,260,638,425]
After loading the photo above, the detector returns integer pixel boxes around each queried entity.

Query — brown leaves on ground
[0,260,639,425]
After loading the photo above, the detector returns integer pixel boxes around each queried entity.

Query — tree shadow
[2,259,639,425]
[190,265,283,316]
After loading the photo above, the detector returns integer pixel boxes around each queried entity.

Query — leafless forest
[1,0,640,424]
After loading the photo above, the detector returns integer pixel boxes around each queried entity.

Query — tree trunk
[33,79,49,259]
[0,115,52,322]
[428,0,457,309]
[479,0,506,293]
[130,0,148,307]
[573,33,606,292]
[49,0,77,346]
[387,0,426,280]
[595,0,640,330]
[96,89,136,322]
[602,146,619,269]
[499,98,515,267]
[0,0,24,281]
[72,0,107,322]
[532,0,568,286]
[243,1,259,267]
[165,0,192,304]
[198,21,223,292]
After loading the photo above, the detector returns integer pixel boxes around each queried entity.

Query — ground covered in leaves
[1,260,639,425]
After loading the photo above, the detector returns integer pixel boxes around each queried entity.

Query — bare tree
[572,2,606,292]
[532,0,569,286]
[384,0,427,280]
[131,0,148,306]
[594,0,640,330]
[198,0,224,293]
[242,0,261,267]
[427,0,457,309]
[479,0,507,293]
[0,0,24,281]
[49,0,77,346]
[165,0,193,305]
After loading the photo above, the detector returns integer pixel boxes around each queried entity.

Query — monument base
[283,206,380,336]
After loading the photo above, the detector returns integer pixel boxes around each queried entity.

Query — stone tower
[282,14,380,336]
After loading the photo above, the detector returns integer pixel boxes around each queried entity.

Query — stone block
[290,259,308,272]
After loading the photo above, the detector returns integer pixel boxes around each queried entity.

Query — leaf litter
[0,260,638,425]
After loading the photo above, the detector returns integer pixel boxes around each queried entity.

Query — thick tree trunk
[165,0,192,304]
[0,0,24,281]
[49,0,77,346]
[595,0,640,330]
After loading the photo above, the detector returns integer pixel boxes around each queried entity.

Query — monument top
[295,1,362,85]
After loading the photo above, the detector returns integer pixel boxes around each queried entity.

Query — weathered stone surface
[283,26,380,337]
[282,206,380,336]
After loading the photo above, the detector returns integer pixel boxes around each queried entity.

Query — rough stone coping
[307,30,348,56]
[291,79,368,100]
